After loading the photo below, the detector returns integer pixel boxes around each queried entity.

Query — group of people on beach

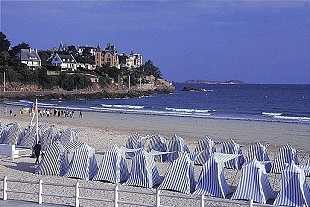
[27,108,83,119]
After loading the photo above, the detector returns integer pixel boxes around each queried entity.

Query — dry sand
[0,104,309,207]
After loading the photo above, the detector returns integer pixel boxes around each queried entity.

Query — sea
[4,83,310,124]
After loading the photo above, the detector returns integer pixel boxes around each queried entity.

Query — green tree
[9,42,31,57]
[0,32,11,52]
[141,59,162,79]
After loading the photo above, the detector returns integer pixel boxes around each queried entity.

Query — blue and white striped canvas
[126,133,143,157]
[1,123,24,145]
[92,145,129,183]
[193,156,232,198]
[41,126,59,150]
[246,142,271,173]
[125,150,162,188]
[143,134,167,162]
[18,125,42,149]
[273,162,310,207]
[271,144,299,174]
[231,158,276,204]
[221,139,245,170]
[159,152,195,194]
[63,143,98,180]
[59,128,79,145]
[166,135,190,162]
[35,141,67,176]
[194,136,216,165]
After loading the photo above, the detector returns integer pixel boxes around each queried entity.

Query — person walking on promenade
[34,141,42,165]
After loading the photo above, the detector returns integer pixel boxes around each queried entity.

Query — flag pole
[36,98,39,143]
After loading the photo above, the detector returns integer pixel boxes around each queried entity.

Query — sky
[1,1,309,84]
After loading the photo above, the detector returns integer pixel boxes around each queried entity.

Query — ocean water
[4,84,310,124]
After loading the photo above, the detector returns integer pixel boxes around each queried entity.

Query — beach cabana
[271,144,299,174]
[273,162,310,207]
[0,123,24,145]
[143,134,167,162]
[92,145,129,183]
[158,152,195,194]
[221,139,245,170]
[35,141,69,176]
[231,158,276,204]
[18,124,43,149]
[246,142,271,172]
[41,126,59,151]
[193,155,232,198]
[125,133,143,158]
[166,134,190,162]
[58,128,79,145]
[63,143,98,180]
[125,150,162,188]
[194,136,216,165]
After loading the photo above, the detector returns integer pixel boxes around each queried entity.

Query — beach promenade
[0,200,68,207]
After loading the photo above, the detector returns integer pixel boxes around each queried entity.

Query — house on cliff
[13,48,41,70]
[48,53,77,72]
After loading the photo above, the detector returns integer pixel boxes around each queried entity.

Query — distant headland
[184,80,245,84]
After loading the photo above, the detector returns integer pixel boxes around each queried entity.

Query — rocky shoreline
[0,87,175,101]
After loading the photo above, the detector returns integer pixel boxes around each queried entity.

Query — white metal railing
[1,176,276,207]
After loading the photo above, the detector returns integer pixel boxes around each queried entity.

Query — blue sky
[1,1,309,84]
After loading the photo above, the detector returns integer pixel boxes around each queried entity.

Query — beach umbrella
[271,144,299,174]
[231,158,276,204]
[273,162,310,207]
[92,145,129,183]
[63,143,98,180]
[246,142,271,173]
[125,150,162,188]
[221,139,245,170]
[35,141,69,176]
[1,123,24,145]
[193,155,232,198]
[158,152,195,194]
[194,136,216,165]
[166,134,190,162]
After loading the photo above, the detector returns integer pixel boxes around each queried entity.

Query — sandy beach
[0,104,309,206]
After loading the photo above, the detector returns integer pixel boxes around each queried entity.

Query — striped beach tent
[166,134,190,162]
[63,143,98,180]
[158,152,195,194]
[271,144,299,174]
[221,139,245,170]
[40,126,59,151]
[273,162,310,207]
[231,158,276,204]
[125,150,162,188]
[125,133,143,158]
[0,123,24,145]
[92,145,129,183]
[143,134,167,162]
[58,128,79,145]
[194,136,216,165]
[35,141,69,176]
[246,142,271,173]
[193,155,232,198]
[18,124,43,149]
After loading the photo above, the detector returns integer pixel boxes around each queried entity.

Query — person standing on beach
[79,111,83,118]
[34,141,42,165]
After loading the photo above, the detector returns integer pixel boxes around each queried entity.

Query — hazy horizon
[1,1,309,84]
